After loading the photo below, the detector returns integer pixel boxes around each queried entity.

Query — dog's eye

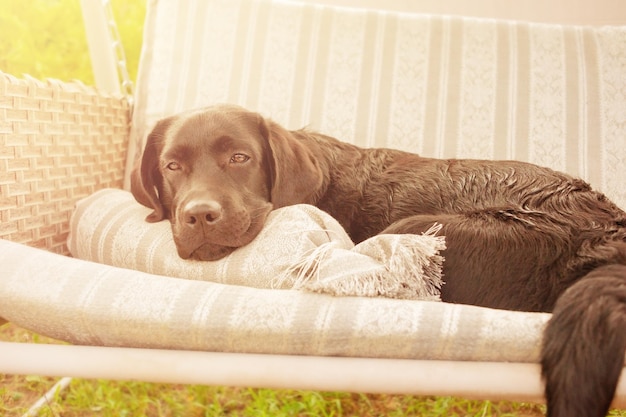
[166,162,181,171]
[230,153,250,164]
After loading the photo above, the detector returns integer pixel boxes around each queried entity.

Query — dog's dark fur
[132,104,626,417]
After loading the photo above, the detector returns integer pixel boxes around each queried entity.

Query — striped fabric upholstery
[67,189,444,300]
[128,0,626,209]
[0,237,549,362]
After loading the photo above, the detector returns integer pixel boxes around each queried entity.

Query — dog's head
[131,104,324,260]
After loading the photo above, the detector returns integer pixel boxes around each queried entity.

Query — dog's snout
[183,200,223,227]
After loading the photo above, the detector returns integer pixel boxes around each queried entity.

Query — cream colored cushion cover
[67,189,444,300]
[127,0,626,211]
[0,234,550,361]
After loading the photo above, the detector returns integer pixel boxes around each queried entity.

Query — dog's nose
[183,200,223,227]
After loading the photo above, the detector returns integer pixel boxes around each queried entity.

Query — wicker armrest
[0,71,131,255]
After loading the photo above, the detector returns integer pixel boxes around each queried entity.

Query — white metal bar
[5,341,626,408]
[80,0,121,94]
[0,341,546,404]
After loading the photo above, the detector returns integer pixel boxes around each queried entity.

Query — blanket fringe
[276,223,446,300]
[273,241,343,289]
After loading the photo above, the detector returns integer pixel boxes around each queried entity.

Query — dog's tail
[541,264,626,417]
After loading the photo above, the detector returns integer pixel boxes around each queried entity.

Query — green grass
[12,376,625,416]
[6,377,549,417]
[50,385,546,417]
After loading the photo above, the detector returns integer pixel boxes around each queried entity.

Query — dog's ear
[260,117,324,208]
[130,119,170,222]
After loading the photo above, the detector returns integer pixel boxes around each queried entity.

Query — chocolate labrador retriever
[132,104,626,417]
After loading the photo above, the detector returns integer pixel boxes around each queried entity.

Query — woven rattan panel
[0,72,130,255]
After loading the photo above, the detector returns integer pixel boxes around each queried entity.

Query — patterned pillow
[68,189,444,300]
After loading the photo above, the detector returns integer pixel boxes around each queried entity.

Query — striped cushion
[128,0,626,209]
[67,189,444,300]
[0,237,550,362]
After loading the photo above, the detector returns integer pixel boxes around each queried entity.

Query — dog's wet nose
[183,200,223,227]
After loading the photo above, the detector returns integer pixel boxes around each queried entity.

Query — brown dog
[132,104,626,417]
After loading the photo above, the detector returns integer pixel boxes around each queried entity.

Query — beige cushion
[0,237,550,362]
[127,0,626,211]
[67,189,444,300]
